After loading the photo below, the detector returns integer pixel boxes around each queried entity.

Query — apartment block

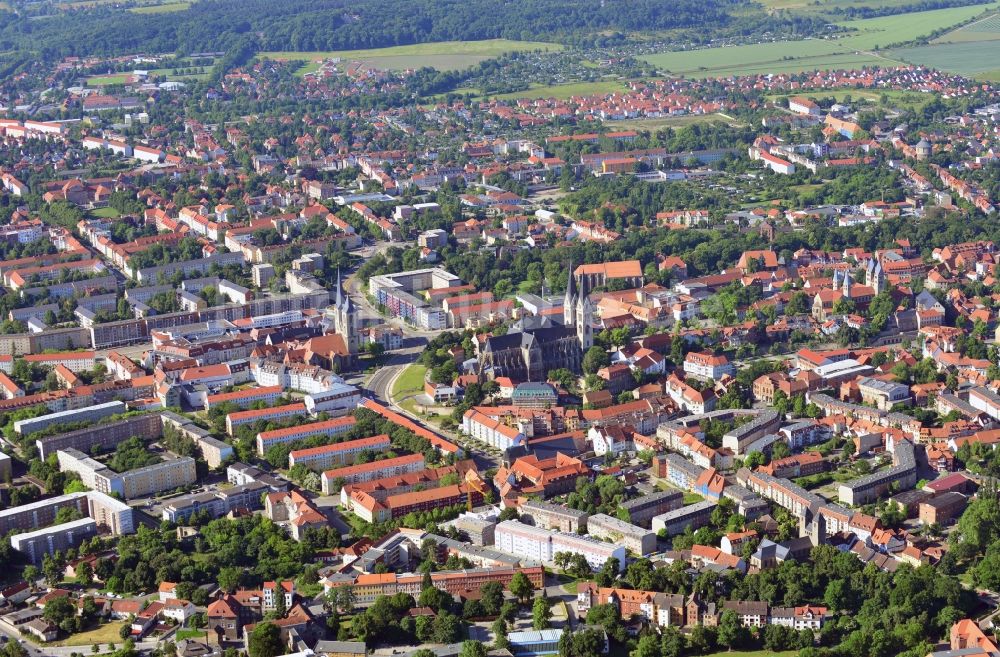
[258,416,359,456]
[320,453,425,494]
[838,439,917,506]
[57,448,198,499]
[0,492,89,535]
[162,480,269,523]
[587,513,657,556]
[652,501,717,536]
[620,490,684,528]
[226,402,308,436]
[330,566,544,606]
[10,518,97,565]
[14,400,126,436]
[286,433,386,470]
[519,500,590,534]
[35,413,162,460]
[494,520,626,571]
[205,385,284,410]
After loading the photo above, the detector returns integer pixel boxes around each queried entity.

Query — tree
[336,585,355,614]
[76,561,94,586]
[273,586,287,618]
[717,609,749,650]
[532,595,552,630]
[583,346,610,375]
[510,571,534,603]
[248,622,283,657]
[481,581,504,616]
[459,640,487,657]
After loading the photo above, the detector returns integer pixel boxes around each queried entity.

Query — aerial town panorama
[2,1,1000,657]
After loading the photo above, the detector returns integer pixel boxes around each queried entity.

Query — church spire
[563,260,577,327]
[335,267,343,308]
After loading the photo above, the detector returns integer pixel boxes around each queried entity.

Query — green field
[391,364,428,402]
[889,40,1000,75]
[128,1,190,12]
[762,0,937,11]
[50,622,127,647]
[934,11,1000,42]
[87,73,130,86]
[174,629,209,641]
[260,39,562,72]
[90,207,121,218]
[768,88,933,110]
[643,3,999,77]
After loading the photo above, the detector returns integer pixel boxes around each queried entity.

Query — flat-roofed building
[620,490,684,528]
[0,492,89,535]
[14,400,126,437]
[652,501,717,536]
[587,513,657,555]
[495,520,626,571]
[520,500,589,533]
[10,518,97,564]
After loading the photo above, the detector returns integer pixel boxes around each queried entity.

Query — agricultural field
[761,0,940,11]
[933,10,1000,42]
[643,3,998,77]
[260,39,562,73]
[128,1,190,12]
[889,40,1000,76]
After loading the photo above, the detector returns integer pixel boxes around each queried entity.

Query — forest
[0,0,823,71]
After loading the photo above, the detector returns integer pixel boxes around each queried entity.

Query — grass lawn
[50,621,127,647]
[87,74,130,86]
[391,364,427,401]
[683,492,705,504]
[129,1,190,13]
[260,39,561,72]
[174,629,209,641]
[90,207,121,218]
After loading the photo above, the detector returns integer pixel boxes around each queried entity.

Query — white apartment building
[494,520,626,571]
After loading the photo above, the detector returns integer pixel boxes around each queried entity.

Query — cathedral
[331,268,360,354]
[478,264,593,381]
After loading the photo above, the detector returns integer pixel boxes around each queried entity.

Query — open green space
[260,39,562,72]
[128,1,190,13]
[49,621,128,647]
[761,0,943,11]
[642,3,999,77]
[87,74,130,86]
[174,629,209,641]
[391,363,428,402]
[767,88,933,111]
[934,10,1000,42]
[889,40,1000,75]
[90,207,121,218]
